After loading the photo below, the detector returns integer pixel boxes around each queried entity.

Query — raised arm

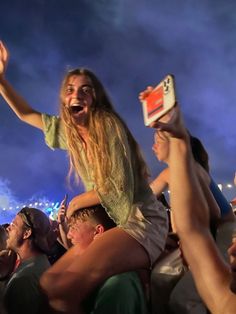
[57,197,71,250]
[0,41,43,130]
[157,107,236,314]
[150,167,169,196]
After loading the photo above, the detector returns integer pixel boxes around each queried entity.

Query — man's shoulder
[7,255,49,287]
[87,272,148,314]
[100,272,142,294]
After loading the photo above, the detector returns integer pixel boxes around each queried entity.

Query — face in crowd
[152,131,170,163]
[63,74,95,126]
[67,216,102,253]
[6,214,31,252]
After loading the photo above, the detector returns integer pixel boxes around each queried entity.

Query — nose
[68,87,83,102]
[70,89,82,100]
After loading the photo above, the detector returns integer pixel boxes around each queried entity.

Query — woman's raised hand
[66,195,81,219]
[0,41,9,78]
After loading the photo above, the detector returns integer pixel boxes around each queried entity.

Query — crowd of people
[0,40,236,314]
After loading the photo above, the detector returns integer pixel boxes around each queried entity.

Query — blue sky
[0,0,236,222]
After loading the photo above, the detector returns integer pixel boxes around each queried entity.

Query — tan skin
[228,238,236,293]
[139,87,220,226]
[151,105,236,314]
[40,76,150,313]
[0,41,150,313]
[0,41,101,218]
[7,215,39,262]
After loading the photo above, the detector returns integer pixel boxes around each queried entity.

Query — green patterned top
[42,114,152,226]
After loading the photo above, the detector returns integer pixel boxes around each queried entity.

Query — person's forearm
[0,77,43,129]
[150,177,168,196]
[58,223,71,249]
[46,244,79,275]
[197,170,221,224]
[67,190,100,218]
[169,137,209,234]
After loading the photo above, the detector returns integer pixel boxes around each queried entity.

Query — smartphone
[141,74,176,126]
[61,193,68,207]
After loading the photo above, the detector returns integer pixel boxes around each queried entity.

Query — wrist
[0,76,7,90]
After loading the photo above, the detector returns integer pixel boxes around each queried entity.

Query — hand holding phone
[140,74,176,127]
[57,194,68,224]
[61,193,68,207]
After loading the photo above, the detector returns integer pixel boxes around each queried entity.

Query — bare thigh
[44,227,150,303]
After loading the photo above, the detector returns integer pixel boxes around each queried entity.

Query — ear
[23,228,32,240]
[94,224,105,238]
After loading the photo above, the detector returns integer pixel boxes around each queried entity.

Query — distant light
[227,184,233,188]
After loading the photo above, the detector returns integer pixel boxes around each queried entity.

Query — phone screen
[62,193,68,206]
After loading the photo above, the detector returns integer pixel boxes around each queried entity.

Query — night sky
[0,0,236,223]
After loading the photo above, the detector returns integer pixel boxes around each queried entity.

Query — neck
[17,242,42,263]
[77,125,89,141]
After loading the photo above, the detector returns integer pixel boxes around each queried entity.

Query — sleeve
[90,273,148,314]
[41,113,67,150]
[95,121,134,226]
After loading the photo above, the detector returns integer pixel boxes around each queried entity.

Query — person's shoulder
[13,255,49,278]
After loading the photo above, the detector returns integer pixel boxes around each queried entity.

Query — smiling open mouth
[69,105,84,114]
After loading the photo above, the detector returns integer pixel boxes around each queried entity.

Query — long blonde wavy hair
[60,68,150,190]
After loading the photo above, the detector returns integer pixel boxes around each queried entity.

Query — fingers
[0,41,9,63]
[66,200,79,219]
[66,205,73,219]
[150,106,178,129]
[228,240,236,263]
[150,106,188,139]
[0,41,9,77]
[57,200,68,224]
[66,201,74,218]
[139,86,153,101]
[228,243,236,293]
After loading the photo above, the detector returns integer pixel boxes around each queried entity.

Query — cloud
[0,0,235,207]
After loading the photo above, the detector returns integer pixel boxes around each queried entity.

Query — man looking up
[4,207,52,314]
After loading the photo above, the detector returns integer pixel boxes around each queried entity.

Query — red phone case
[142,74,176,126]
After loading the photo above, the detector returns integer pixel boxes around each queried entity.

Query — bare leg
[41,227,150,312]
